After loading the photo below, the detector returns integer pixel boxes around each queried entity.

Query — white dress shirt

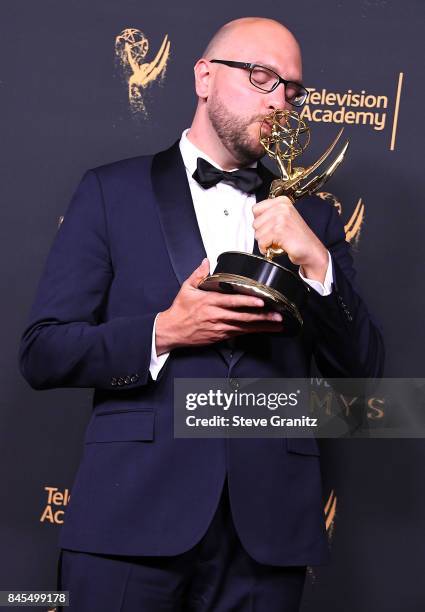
[149,129,333,380]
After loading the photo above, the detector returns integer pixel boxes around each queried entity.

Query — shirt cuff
[299,250,333,296]
[149,313,170,381]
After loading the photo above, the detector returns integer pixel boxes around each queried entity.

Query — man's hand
[155,259,283,356]
[252,196,328,283]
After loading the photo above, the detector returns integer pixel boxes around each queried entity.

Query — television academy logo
[115,28,171,116]
[302,73,404,151]
[40,486,70,524]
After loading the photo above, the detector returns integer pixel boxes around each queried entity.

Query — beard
[207,94,265,166]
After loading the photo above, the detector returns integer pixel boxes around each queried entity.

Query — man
[19,17,384,612]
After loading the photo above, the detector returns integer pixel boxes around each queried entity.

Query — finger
[252,206,287,231]
[255,226,284,255]
[185,258,210,287]
[252,195,292,217]
[212,307,283,324]
[252,198,274,217]
[220,320,284,336]
[254,219,280,241]
[206,293,265,309]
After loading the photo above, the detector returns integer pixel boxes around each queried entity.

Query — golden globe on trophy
[198,109,349,333]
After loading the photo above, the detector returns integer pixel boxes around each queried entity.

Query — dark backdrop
[1,1,424,610]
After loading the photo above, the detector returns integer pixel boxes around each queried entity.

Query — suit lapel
[151,140,232,365]
[151,140,207,286]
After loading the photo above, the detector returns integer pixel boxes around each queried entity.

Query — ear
[194,59,211,99]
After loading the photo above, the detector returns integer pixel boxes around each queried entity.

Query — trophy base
[198,252,309,333]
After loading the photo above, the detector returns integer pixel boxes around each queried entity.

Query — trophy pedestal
[199,251,309,333]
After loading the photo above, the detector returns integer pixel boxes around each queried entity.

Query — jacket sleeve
[305,203,385,378]
[18,169,157,391]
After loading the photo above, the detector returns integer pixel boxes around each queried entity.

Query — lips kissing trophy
[199,109,349,333]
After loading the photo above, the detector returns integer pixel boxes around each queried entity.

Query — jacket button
[124,376,131,384]
[130,374,139,383]
[111,377,117,386]
[229,378,240,390]
[117,377,124,386]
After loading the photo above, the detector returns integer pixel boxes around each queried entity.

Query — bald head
[189,17,304,169]
[202,17,301,63]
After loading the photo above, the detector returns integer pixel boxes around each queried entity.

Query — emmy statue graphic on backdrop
[199,109,349,333]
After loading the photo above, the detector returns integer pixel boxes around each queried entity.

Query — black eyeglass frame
[210,59,308,107]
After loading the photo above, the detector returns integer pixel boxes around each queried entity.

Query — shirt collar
[179,128,257,177]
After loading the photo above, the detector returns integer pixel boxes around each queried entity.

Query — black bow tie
[192,157,263,194]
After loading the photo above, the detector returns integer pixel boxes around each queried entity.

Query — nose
[266,82,289,111]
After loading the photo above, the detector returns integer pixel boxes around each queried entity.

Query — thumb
[185,258,210,287]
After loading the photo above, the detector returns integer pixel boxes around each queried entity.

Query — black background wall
[1,1,424,610]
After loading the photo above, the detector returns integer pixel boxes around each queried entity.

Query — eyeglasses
[210,59,308,107]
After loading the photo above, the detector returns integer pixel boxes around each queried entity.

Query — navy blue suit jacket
[19,141,384,566]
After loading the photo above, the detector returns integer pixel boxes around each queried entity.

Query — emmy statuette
[199,109,349,333]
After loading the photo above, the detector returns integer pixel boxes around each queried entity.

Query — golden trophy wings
[126,34,170,88]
